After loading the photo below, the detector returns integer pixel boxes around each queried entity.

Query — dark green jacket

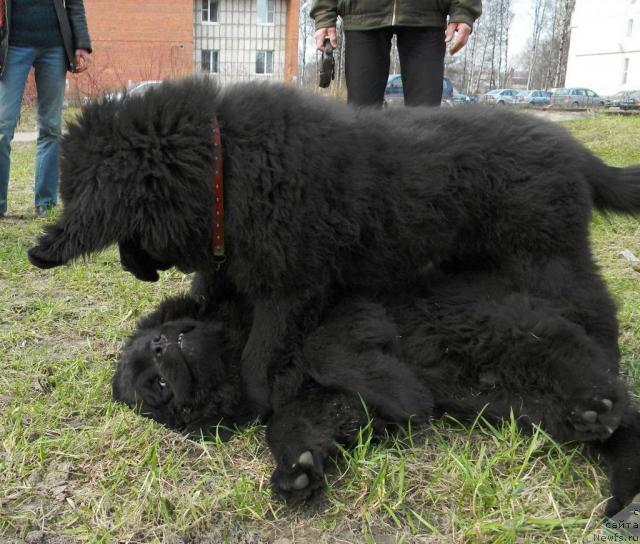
[0,0,92,77]
[311,0,482,31]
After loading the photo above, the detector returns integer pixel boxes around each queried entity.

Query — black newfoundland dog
[112,270,640,517]
[28,77,640,412]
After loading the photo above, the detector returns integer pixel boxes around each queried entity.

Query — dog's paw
[604,493,640,523]
[271,450,324,501]
[567,393,625,441]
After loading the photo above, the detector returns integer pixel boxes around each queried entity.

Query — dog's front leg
[241,294,320,414]
[266,388,368,501]
[189,261,240,308]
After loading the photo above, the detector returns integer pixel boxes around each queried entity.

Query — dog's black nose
[150,334,168,357]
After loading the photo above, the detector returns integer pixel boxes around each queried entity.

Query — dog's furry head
[28,77,222,281]
[112,315,249,437]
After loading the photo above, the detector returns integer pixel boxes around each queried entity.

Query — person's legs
[344,28,393,107]
[0,46,37,216]
[396,27,446,107]
[33,46,66,211]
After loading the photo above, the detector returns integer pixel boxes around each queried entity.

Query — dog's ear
[28,207,121,269]
[135,295,204,329]
[28,223,77,269]
[118,239,173,282]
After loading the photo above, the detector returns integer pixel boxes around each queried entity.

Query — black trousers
[344,27,446,108]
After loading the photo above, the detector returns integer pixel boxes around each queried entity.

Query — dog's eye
[158,377,167,389]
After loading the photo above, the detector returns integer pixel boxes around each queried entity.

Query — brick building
[68,0,299,99]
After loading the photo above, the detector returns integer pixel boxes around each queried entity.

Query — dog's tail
[589,161,640,214]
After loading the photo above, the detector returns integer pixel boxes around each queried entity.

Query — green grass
[1,113,639,543]
[16,105,80,132]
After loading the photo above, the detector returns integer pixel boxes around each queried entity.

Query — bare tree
[526,0,549,88]
[500,0,513,87]
[552,0,576,87]
[298,0,316,85]
[520,0,575,90]
[448,0,514,94]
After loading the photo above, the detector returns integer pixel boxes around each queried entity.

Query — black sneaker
[35,205,47,217]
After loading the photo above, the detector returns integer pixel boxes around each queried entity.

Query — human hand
[445,22,472,55]
[74,49,91,73]
[315,27,337,50]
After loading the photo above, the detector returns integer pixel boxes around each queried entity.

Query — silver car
[479,88,520,105]
[516,90,551,106]
[550,88,606,108]
[606,90,640,110]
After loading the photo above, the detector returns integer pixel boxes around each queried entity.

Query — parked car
[605,90,628,108]
[479,88,520,105]
[451,89,474,104]
[619,90,640,110]
[516,90,550,106]
[128,80,162,96]
[606,90,640,110]
[384,74,454,105]
[106,80,162,101]
[550,87,605,108]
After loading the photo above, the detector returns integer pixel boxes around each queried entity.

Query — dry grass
[1,112,639,543]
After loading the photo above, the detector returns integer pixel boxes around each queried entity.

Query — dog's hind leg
[494,308,627,443]
[589,406,640,518]
[300,300,434,423]
[502,252,621,369]
[419,291,628,443]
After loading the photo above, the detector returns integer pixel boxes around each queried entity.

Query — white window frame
[256,0,275,25]
[255,50,274,75]
[202,0,219,24]
[201,49,219,74]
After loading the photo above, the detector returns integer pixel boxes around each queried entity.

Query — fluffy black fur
[112,272,640,517]
[29,77,640,411]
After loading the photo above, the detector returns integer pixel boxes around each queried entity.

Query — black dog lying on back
[112,270,640,517]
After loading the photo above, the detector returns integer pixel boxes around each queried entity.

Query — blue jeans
[0,45,67,215]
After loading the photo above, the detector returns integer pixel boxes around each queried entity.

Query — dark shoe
[35,205,54,218]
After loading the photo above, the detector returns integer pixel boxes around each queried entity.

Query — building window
[202,0,218,23]
[628,19,634,36]
[256,50,274,74]
[201,50,219,73]
[257,0,275,24]
[623,58,630,85]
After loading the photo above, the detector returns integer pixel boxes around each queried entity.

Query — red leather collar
[212,116,225,261]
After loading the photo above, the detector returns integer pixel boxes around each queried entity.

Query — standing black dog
[112,271,640,517]
[28,77,640,412]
